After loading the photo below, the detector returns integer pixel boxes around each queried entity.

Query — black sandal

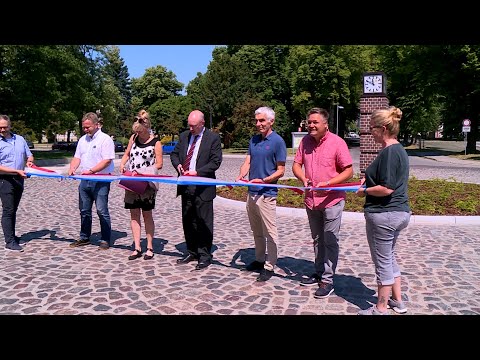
[144,248,154,260]
[128,248,143,260]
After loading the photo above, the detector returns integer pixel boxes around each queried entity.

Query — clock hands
[364,74,384,94]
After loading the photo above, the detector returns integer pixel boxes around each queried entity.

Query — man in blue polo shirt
[0,114,35,252]
[236,106,287,282]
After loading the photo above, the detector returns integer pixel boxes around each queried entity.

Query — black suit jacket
[170,128,222,201]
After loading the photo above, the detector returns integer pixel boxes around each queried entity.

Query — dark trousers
[181,193,213,262]
[0,176,24,245]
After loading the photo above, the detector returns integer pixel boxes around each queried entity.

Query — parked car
[162,141,178,154]
[114,141,125,152]
[345,132,360,147]
[347,132,360,138]
[26,140,34,149]
[51,141,77,151]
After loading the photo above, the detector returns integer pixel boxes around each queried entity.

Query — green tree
[0,45,101,142]
[186,47,257,146]
[131,65,183,110]
[148,96,195,139]
[101,45,132,124]
[435,45,480,152]
[377,45,444,143]
[231,45,295,134]
[228,97,265,148]
[287,45,373,135]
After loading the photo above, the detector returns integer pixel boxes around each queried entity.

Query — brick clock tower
[359,71,389,174]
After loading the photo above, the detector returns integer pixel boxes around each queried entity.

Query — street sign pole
[462,120,471,155]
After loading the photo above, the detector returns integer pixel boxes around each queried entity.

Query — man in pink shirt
[293,108,353,299]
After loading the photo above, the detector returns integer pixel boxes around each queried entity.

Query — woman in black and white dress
[119,110,163,261]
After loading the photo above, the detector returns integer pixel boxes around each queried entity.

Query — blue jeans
[79,180,111,243]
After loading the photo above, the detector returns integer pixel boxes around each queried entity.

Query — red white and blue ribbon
[25,167,363,192]
[26,165,65,179]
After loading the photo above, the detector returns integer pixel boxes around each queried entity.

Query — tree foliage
[131,65,183,110]
[148,96,195,139]
[2,44,480,154]
[101,45,132,126]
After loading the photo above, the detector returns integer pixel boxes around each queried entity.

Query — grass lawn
[31,150,73,160]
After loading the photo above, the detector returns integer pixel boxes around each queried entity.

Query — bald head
[188,110,205,135]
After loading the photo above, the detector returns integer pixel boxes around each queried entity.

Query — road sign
[462,126,471,132]
[463,119,471,126]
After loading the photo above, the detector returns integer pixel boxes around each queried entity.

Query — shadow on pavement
[229,247,256,270]
[108,230,128,248]
[228,251,314,280]
[19,229,68,245]
[333,274,377,310]
[276,256,316,282]
[170,242,219,259]
[113,236,168,253]
[20,229,129,248]
[406,148,458,157]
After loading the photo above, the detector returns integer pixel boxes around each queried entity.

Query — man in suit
[171,110,222,270]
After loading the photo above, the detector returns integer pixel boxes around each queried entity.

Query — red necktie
[183,135,199,170]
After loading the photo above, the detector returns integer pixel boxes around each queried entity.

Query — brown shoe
[69,239,90,248]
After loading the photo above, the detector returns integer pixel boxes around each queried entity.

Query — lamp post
[336,105,344,136]
[209,106,213,129]
[206,98,213,129]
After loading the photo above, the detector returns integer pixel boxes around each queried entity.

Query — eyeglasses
[134,117,145,124]
[369,125,384,131]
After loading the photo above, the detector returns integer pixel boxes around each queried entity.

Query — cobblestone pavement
[1,156,479,315]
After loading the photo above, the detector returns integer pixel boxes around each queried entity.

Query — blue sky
[117,45,219,90]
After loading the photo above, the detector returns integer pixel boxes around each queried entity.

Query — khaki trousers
[246,194,278,271]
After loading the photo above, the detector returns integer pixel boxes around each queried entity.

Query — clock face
[364,75,383,93]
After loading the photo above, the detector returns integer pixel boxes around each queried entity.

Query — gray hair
[0,114,11,126]
[255,106,275,122]
[82,112,100,124]
[307,108,329,123]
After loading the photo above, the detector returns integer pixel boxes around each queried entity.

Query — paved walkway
[1,156,479,315]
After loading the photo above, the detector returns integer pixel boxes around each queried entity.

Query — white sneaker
[357,305,388,315]
[387,298,408,314]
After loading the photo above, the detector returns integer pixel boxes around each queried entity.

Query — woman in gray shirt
[356,106,411,315]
